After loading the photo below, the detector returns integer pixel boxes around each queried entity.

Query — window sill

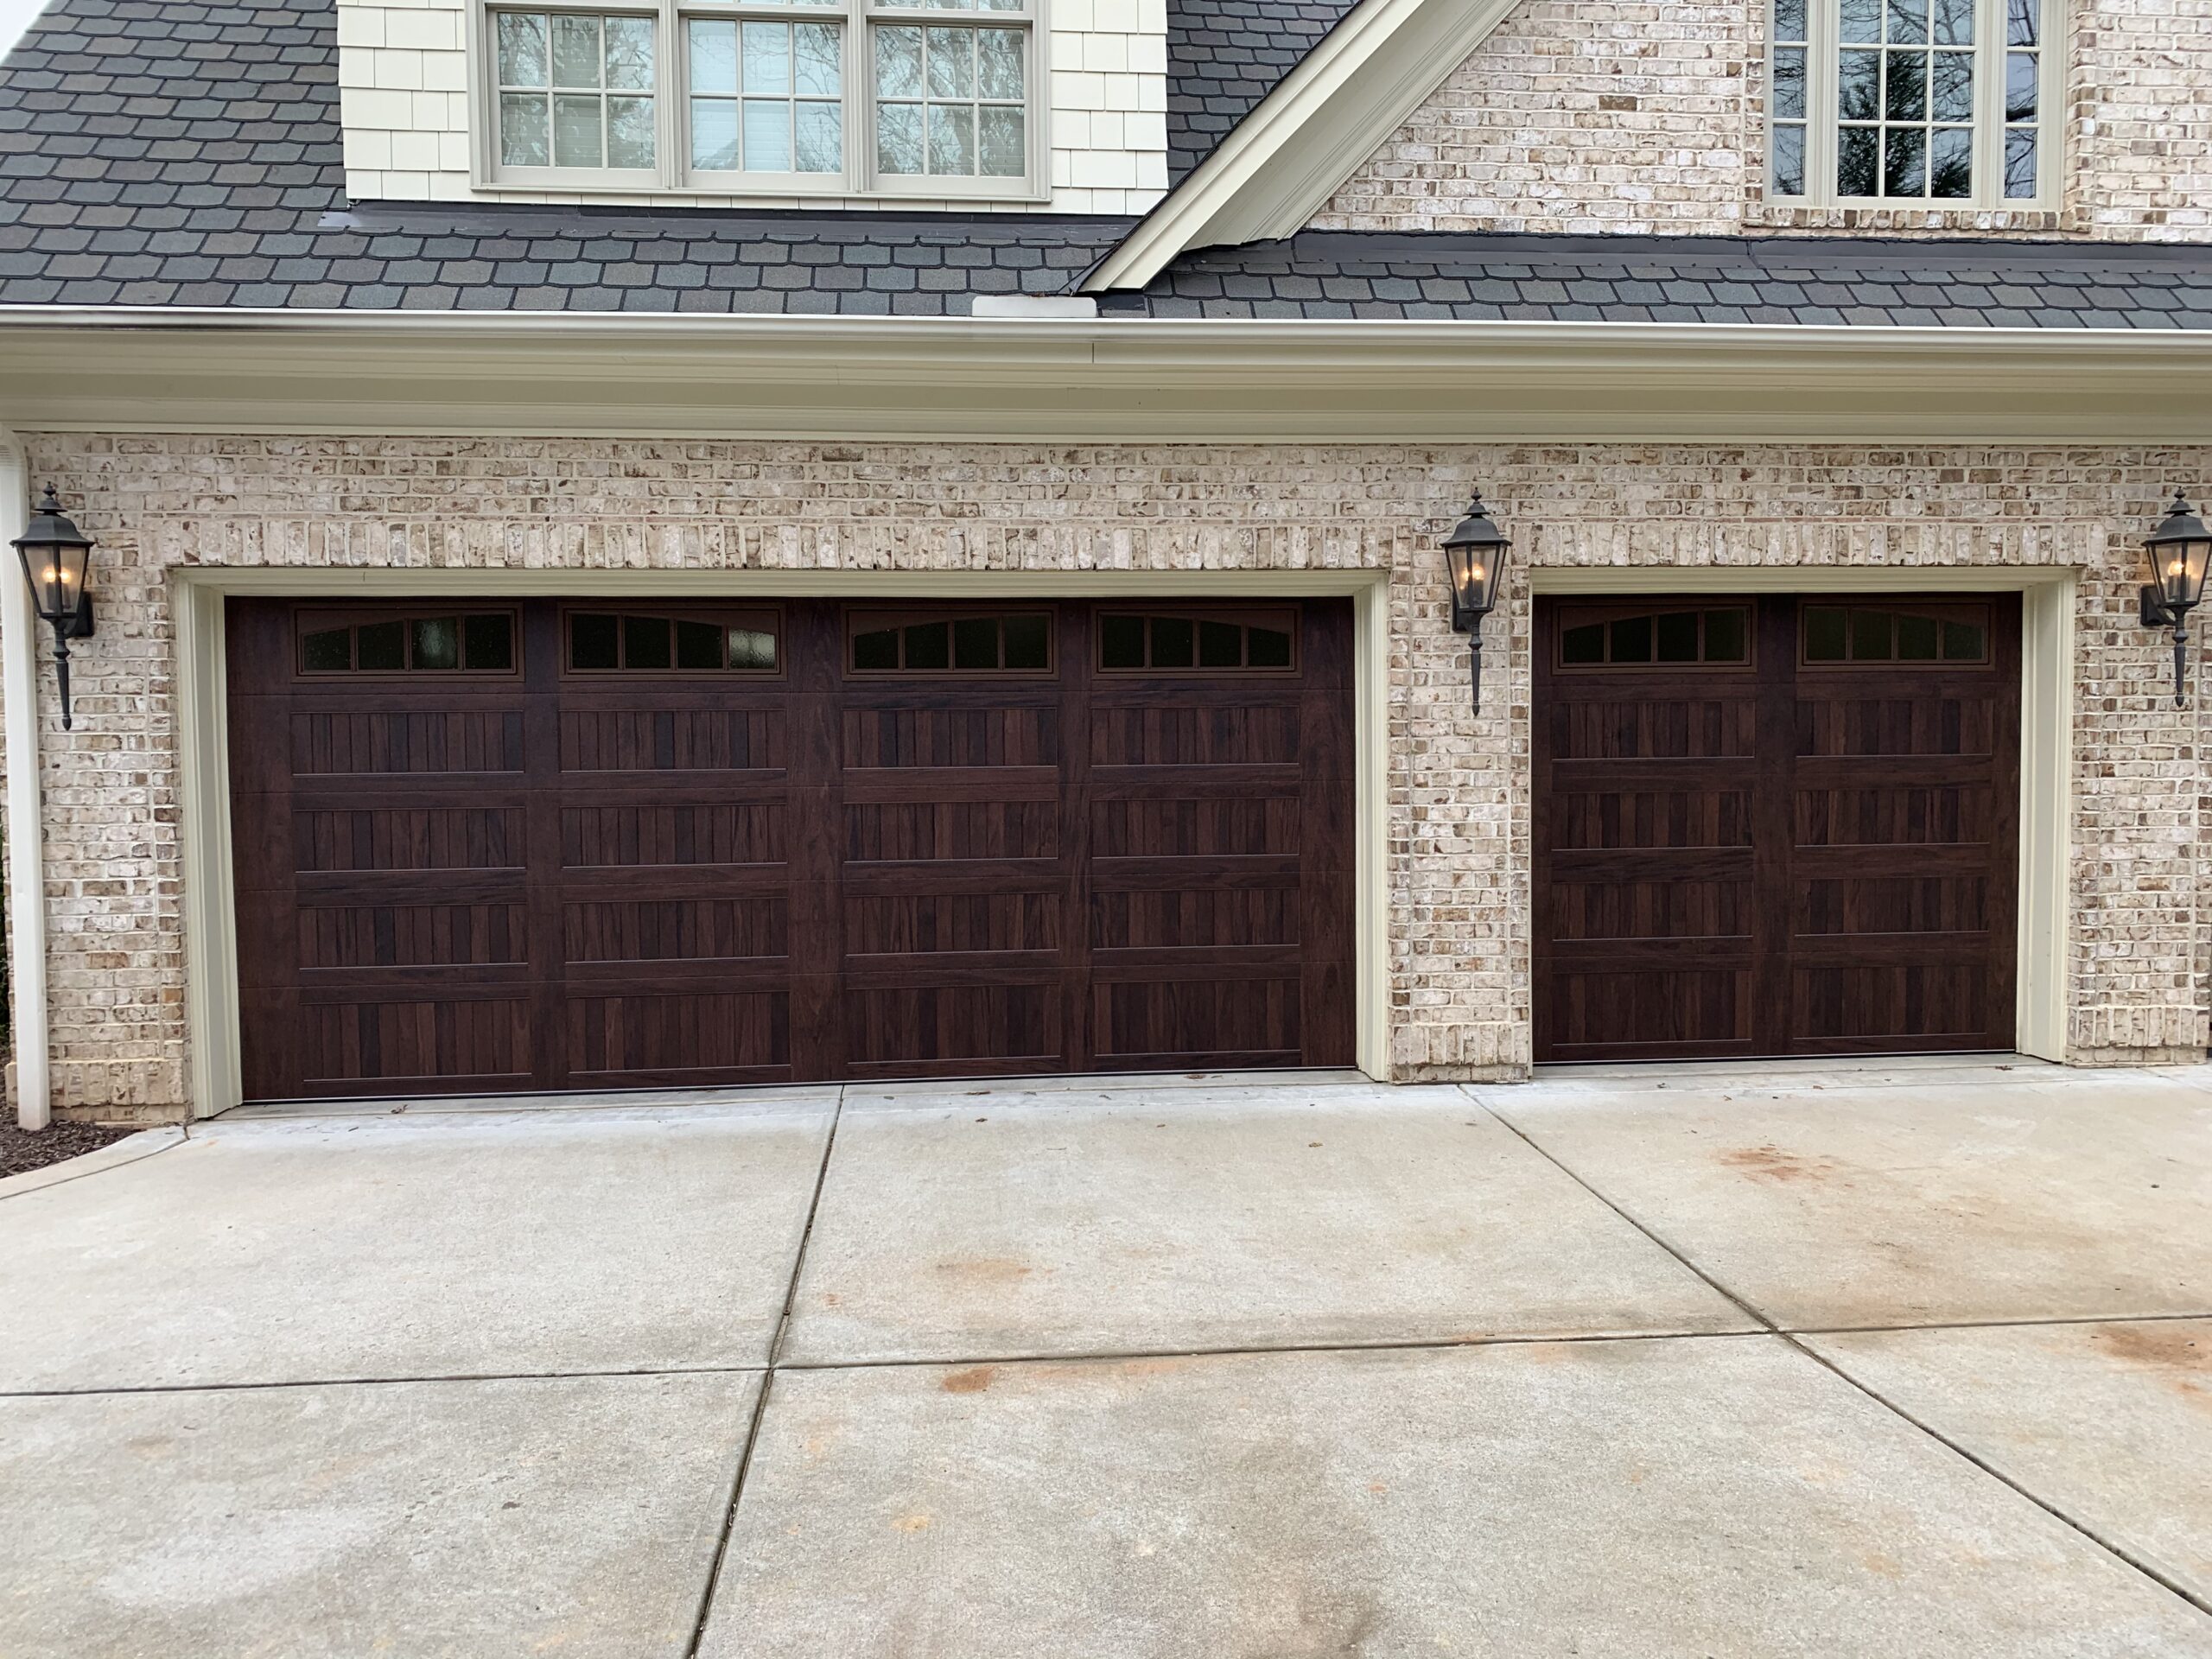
[473,177,1052,209]
[1745,200,2071,233]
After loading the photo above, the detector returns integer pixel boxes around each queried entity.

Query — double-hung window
[485,0,1039,196]
[1767,0,2058,207]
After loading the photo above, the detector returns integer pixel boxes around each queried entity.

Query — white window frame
[1765,0,2063,211]
[471,0,1046,201]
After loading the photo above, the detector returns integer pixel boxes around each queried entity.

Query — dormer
[334,0,1173,211]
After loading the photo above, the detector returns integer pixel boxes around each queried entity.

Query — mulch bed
[0,1120,144,1180]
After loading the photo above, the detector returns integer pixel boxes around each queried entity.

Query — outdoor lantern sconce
[10,486,97,731]
[2140,491,2212,709]
[1440,490,1510,714]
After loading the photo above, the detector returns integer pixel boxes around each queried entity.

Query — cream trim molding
[0,430,50,1128]
[1081,0,1519,292]
[2,309,2209,443]
[170,566,1395,1113]
[1530,561,2073,1062]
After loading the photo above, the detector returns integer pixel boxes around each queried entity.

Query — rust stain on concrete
[940,1366,995,1395]
[2095,1324,2209,1405]
[1716,1145,1844,1185]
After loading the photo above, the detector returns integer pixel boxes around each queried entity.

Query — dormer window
[1766,0,2057,207]
[480,0,1039,197]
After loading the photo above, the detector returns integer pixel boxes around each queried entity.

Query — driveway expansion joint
[1467,1084,2212,1627]
[683,1083,849,1659]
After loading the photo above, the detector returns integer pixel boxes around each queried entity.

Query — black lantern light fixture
[1440,489,1510,714]
[2139,490,2212,708]
[10,486,97,730]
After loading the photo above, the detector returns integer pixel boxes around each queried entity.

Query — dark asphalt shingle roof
[0,0,1133,311]
[4,0,2211,325]
[1166,0,1360,183]
[1098,231,2212,327]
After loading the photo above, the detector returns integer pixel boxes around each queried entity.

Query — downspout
[0,430,49,1129]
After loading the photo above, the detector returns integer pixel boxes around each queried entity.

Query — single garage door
[1533,592,2020,1062]
[227,597,1354,1100]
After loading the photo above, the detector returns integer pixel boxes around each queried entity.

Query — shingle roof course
[1101,230,2212,327]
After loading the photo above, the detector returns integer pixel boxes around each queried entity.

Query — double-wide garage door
[228,598,1354,1101]
[1533,592,2021,1062]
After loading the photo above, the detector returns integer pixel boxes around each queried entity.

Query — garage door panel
[1093,974,1301,1066]
[1088,701,1303,767]
[289,708,526,776]
[562,892,790,964]
[558,705,788,772]
[560,799,788,868]
[845,889,1061,956]
[844,798,1059,861]
[295,900,532,971]
[1089,883,1300,950]
[1548,875,1752,941]
[1793,963,1993,1044]
[566,989,791,1079]
[844,982,1064,1071]
[1551,790,1755,852]
[1535,592,2018,1063]
[1549,696,1758,760]
[1090,795,1300,859]
[300,994,533,1091]
[1800,874,1990,935]
[232,597,1356,1098]
[842,702,1061,768]
[1546,968,1753,1054]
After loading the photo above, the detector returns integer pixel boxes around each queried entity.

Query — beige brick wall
[6,434,2207,1116]
[1313,0,2212,240]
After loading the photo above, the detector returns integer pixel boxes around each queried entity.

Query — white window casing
[472,0,1046,200]
[1765,0,2062,211]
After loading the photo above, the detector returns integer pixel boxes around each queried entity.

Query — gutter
[0,307,2208,444]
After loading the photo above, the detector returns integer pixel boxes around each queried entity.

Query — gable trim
[1084,0,1519,293]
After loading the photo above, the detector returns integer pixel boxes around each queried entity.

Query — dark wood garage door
[1533,593,2019,1062]
[227,597,1353,1100]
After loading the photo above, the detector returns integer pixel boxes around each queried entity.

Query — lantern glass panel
[2162,531,2212,610]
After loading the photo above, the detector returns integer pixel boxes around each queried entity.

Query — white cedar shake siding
[1313,0,2212,238]
[334,0,1172,213]
[10,433,2211,1121]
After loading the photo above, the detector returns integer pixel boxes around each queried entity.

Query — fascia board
[0,310,2209,444]
[1083,0,1519,293]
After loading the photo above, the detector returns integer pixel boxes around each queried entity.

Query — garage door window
[1096,610,1296,671]
[298,611,519,676]
[1802,603,1988,664]
[848,611,1051,673]
[566,609,779,673]
[1557,607,1750,667]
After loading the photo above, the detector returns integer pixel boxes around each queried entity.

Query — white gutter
[0,430,48,1131]
[0,308,2208,444]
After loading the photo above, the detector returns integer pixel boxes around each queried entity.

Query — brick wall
[336,0,1170,214]
[1314,0,2212,241]
[7,434,2207,1116]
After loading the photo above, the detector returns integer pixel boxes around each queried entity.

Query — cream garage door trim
[1528,563,2076,1064]
[173,566,1395,1115]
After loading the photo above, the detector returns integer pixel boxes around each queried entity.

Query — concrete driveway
[3,1061,2209,1657]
